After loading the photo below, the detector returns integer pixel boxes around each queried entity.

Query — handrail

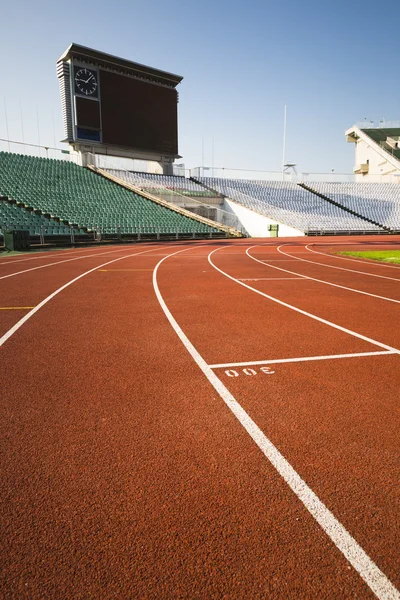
[87,166,243,237]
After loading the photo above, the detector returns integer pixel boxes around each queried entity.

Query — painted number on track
[224,366,275,377]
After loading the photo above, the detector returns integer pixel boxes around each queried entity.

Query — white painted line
[209,350,396,369]
[0,246,135,280]
[209,247,400,355]
[238,277,305,281]
[248,247,400,305]
[153,246,400,600]
[307,244,400,270]
[259,259,303,262]
[0,246,169,348]
[287,245,400,281]
[0,244,115,266]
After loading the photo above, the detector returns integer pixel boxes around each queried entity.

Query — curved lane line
[0,246,168,348]
[283,245,400,281]
[307,244,400,270]
[0,246,146,280]
[246,246,400,305]
[212,247,400,354]
[0,245,115,267]
[154,245,400,600]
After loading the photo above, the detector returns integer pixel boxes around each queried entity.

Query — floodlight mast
[282,105,287,180]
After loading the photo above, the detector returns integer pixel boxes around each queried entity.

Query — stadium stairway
[298,183,392,233]
[89,166,243,237]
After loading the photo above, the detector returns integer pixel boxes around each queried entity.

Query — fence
[0,138,80,163]
[190,166,358,183]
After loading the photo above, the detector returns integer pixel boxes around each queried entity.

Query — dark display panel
[76,96,101,129]
[100,70,178,155]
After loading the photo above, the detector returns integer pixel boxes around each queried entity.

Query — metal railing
[0,138,80,163]
[96,155,246,234]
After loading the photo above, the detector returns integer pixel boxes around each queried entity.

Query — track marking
[0,247,137,280]
[247,247,400,305]
[0,246,170,348]
[0,245,116,266]
[308,245,400,269]
[153,246,400,600]
[209,350,396,369]
[209,247,400,355]
[0,306,35,310]
[277,245,400,281]
[98,268,153,272]
[238,277,305,281]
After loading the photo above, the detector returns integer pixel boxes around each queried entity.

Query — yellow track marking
[0,307,35,310]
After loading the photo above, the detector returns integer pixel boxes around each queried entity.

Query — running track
[1,236,399,599]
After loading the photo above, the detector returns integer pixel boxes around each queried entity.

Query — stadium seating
[0,153,221,236]
[305,183,400,231]
[105,170,217,198]
[0,197,82,236]
[195,178,383,233]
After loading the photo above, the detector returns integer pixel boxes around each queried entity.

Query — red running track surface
[0,236,399,599]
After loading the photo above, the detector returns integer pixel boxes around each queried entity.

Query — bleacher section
[195,178,383,233]
[0,153,222,237]
[305,183,400,232]
[105,170,217,198]
[0,197,82,236]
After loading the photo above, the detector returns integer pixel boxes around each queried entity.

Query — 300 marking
[224,366,275,377]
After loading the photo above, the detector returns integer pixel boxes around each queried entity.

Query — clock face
[74,67,98,97]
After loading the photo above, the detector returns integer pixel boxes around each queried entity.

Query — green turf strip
[338,250,400,264]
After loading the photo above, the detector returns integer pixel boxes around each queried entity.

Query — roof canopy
[58,43,183,88]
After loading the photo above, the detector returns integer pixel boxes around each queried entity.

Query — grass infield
[338,250,400,264]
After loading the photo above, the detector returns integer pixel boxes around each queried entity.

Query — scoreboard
[57,44,182,163]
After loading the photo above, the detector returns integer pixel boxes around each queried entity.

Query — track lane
[273,246,400,300]
[1,243,379,599]
[212,246,400,351]
[247,246,400,302]
[156,245,400,598]
[308,242,400,271]
[0,247,147,338]
[0,243,122,268]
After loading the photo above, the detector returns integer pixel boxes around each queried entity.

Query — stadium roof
[57,43,183,88]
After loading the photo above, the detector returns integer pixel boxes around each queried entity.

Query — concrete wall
[223,199,304,237]
[354,138,400,182]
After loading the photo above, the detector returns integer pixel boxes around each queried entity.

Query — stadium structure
[1,44,400,249]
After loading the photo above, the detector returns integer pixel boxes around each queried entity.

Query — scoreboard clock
[74,67,99,98]
[57,43,183,173]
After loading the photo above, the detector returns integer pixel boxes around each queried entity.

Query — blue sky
[1,0,399,174]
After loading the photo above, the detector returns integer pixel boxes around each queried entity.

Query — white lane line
[259,259,303,262]
[0,246,168,348]
[153,247,400,600]
[0,244,115,266]
[209,350,396,369]
[307,244,400,270]
[0,246,142,280]
[238,277,305,281]
[281,245,400,281]
[209,248,400,355]
[248,247,400,305]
